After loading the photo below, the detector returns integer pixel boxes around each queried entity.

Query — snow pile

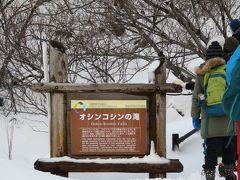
[40,141,169,164]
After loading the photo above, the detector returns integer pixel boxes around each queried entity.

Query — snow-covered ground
[0,65,231,180]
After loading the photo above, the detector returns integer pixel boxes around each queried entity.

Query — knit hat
[224,37,239,53]
[230,19,240,33]
[206,41,223,60]
[207,36,225,49]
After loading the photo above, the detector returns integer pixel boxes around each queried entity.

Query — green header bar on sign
[71,100,147,109]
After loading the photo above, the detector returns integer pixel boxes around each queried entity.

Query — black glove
[185,82,195,90]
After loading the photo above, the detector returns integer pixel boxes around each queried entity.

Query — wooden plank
[34,159,183,174]
[31,83,182,93]
[49,42,68,157]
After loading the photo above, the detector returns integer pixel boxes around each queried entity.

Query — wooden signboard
[67,93,149,157]
[33,45,184,178]
[70,99,147,156]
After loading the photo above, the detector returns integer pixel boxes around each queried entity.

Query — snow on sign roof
[40,141,170,164]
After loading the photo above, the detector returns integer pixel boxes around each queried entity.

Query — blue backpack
[222,61,240,121]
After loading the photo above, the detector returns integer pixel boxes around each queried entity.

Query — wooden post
[155,62,166,157]
[150,62,166,179]
[49,41,67,158]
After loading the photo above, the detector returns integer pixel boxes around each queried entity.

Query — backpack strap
[225,121,236,148]
[230,94,240,121]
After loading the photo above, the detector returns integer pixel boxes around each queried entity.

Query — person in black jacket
[230,19,240,42]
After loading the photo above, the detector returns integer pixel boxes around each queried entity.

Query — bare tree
[95,0,239,80]
[0,0,239,116]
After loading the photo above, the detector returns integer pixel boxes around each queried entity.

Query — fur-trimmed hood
[195,57,226,75]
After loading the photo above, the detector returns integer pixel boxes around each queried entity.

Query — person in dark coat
[224,36,239,62]
[230,19,240,42]
[217,36,239,178]
[191,39,236,180]
[227,19,240,84]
